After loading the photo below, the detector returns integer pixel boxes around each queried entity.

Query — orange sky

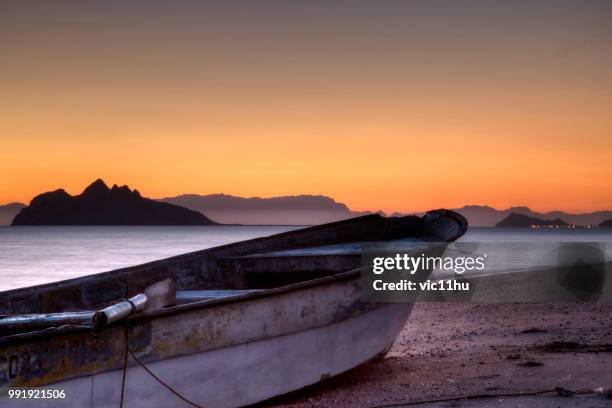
[1,1,611,213]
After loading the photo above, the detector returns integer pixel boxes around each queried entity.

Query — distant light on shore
[530,224,597,230]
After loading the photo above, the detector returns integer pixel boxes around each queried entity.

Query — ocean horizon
[1,225,611,292]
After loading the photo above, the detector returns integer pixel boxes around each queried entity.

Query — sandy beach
[265,302,612,407]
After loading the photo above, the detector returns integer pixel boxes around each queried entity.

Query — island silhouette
[600,220,612,228]
[159,193,367,225]
[0,202,25,225]
[495,213,569,228]
[3,181,612,227]
[11,179,216,226]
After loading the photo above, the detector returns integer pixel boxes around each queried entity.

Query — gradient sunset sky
[1,1,611,213]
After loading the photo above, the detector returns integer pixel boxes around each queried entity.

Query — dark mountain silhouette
[407,205,612,227]
[502,207,612,227]
[4,187,611,227]
[600,220,612,228]
[0,202,25,225]
[159,195,611,226]
[12,180,217,226]
[159,193,368,225]
[496,213,569,228]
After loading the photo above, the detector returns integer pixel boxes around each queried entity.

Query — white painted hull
[3,303,412,408]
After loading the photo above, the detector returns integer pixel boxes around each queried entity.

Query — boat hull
[2,302,412,408]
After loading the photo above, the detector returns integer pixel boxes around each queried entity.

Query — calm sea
[0,226,299,292]
[0,226,610,292]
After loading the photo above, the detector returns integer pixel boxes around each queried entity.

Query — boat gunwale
[0,266,364,346]
[140,209,466,318]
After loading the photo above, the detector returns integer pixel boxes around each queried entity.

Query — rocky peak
[81,179,111,197]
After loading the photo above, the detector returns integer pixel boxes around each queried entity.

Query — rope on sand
[365,387,611,407]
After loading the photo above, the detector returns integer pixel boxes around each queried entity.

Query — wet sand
[264,303,612,407]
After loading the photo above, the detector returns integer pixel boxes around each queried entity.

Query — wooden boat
[0,210,467,407]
